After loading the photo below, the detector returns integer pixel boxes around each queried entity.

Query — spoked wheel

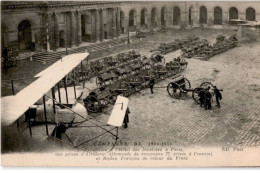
[131,77,142,92]
[170,62,181,75]
[117,82,131,97]
[84,95,100,113]
[96,76,104,87]
[181,78,191,94]
[180,59,188,70]
[167,82,181,99]
[200,82,214,90]
[192,87,203,104]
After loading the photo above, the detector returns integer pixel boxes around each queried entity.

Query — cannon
[150,53,165,65]
[167,75,214,104]
[96,70,116,87]
[173,57,188,70]
[83,87,112,113]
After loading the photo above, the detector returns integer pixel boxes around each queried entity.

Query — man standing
[149,76,155,94]
[213,86,222,108]
[205,87,212,110]
[123,107,130,128]
[198,89,205,107]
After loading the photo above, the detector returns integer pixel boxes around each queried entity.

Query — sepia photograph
[1,0,260,167]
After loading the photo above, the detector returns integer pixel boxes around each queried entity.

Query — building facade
[1,1,260,54]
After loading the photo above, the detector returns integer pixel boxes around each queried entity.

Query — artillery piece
[167,75,214,104]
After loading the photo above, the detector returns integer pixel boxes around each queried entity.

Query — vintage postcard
[1,0,260,167]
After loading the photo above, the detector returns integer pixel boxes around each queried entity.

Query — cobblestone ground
[71,29,260,150]
[3,28,260,152]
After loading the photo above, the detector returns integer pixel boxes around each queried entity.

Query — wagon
[103,56,117,67]
[129,60,144,72]
[90,60,104,75]
[173,57,188,70]
[165,61,181,76]
[151,65,168,80]
[96,70,116,87]
[141,56,152,68]
[83,87,112,113]
[112,65,132,79]
[150,53,165,65]
[108,80,132,98]
[167,75,214,104]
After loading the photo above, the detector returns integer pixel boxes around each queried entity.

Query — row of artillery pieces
[79,52,188,113]
[70,49,188,87]
[152,34,238,59]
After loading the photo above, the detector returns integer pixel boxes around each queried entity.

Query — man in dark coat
[204,87,212,110]
[213,86,222,108]
[198,89,205,107]
[123,107,130,128]
[149,76,155,94]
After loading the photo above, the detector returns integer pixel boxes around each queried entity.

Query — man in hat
[204,86,212,110]
[149,75,155,94]
[123,107,130,128]
[213,86,222,108]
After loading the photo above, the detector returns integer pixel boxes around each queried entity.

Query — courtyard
[1,28,260,152]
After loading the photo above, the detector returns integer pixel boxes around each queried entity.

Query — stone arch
[81,14,92,42]
[129,9,137,31]
[120,10,125,34]
[173,6,181,25]
[199,6,207,24]
[246,7,255,21]
[229,7,238,20]
[1,23,8,48]
[151,7,158,27]
[140,8,148,28]
[214,6,222,25]
[189,6,194,25]
[18,20,33,51]
[161,6,167,26]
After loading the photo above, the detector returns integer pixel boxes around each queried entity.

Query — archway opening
[161,7,167,26]
[246,7,255,21]
[141,9,147,28]
[189,6,193,25]
[199,6,207,24]
[81,15,91,42]
[214,7,222,25]
[18,20,32,52]
[173,6,181,25]
[120,11,125,34]
[151,8,157,27]
[129,9,136,31]
[229,7,238,20]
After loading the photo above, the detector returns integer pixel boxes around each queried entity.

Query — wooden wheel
[96,76,104,87]
[181,78,191,94]
[171,61,180,75]
[167,82,181,99]
[180,59,188,70]
[200,82,214,90]
[84,95,100,113]
[192,87,203,104]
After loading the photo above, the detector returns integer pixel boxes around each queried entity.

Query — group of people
[198,86,222,110]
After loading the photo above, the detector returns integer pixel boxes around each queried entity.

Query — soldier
[204,87,212,110]
[198,89,205,107]
[213,86,222,108]
[123,107,130,128]
[149,76,155,94]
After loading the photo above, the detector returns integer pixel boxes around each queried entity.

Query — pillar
[46,13,52,51]
[70,11,76,46]
[99,9,104,41]
[76,11,82,46]
[116,7,121,36]
[54,12,60,50]
[95,9,100,42]
[113,8,117,38]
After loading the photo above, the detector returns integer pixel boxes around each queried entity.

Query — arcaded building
[1,1,260,55]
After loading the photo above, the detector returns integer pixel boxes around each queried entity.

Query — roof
[1,52,89,126]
